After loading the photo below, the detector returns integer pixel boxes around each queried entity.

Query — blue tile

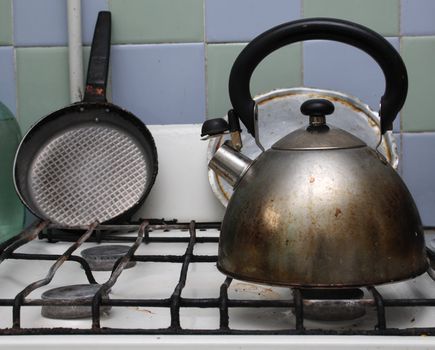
[401,0,435,35]
[303,37,401,131]
[402,133,435,226]
[0,47,16,115]
[111,44,205,124]
[14,0,67,46]
[82,0,109,45]
[205,0,301,42]
[14,0,109,46]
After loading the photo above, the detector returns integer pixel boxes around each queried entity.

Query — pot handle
[83,11,111,102]
[229,18,408,136]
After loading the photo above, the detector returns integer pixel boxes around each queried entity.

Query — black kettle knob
[201,118,229,137]
[201,110,242,137]
[301,99,335,116]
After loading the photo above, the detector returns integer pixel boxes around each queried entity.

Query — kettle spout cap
[209,141,253,188]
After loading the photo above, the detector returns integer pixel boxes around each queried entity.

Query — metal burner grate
[0,220,434,336]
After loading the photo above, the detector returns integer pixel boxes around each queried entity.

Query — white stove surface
[1,125,435,348]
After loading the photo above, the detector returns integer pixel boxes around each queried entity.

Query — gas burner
[81,245,136,271]
[41,284,111,319]
[296,288,366,321]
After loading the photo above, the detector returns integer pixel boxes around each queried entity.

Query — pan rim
[13,101,158,226]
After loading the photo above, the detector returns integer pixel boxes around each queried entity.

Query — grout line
[399,132,403,176]
[203,0,208,120]
[398,0,402,37]
[300,42,304,86]
[107,0,112,101]
[11,0,20,124]
[12,47,18,120]
[300,0,304,85]
[399,35,403,135]
[14,41,208,48]
[10,0,14,47]
[203,0,207,44]
[9,34,435,49]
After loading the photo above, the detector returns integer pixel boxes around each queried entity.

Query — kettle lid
[272,99,367,150]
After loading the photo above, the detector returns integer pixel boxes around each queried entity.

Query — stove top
[1,220,435,338]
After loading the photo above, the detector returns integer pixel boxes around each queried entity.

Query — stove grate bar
[218,277,231,330]
[0,296,432,308]
[1,327,435,336]
[11,222,98,329]
[45,220,220,232]
[91,220,148,328]
[131,254,217,263]
[169,221,196,329]
[293,288,304,331]
[0,221,48,261]
[8,253,96,284]
[40,233,219,244]
[368,286,387,330]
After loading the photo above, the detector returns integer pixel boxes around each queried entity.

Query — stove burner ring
[296,288,366,321]
[81,245,136,271]
[41,284,111,319]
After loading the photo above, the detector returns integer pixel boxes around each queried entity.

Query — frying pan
[13,11,158,227]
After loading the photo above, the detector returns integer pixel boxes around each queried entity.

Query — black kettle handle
[84,11,111,102]
[229,18,408,136]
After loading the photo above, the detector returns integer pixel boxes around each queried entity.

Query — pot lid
[272,126,367,150]
[272,99,367,150]
[207,87,399,207]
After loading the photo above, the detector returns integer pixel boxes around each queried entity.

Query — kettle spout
[209,141,253,188]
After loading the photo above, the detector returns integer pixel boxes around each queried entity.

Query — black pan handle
[228,18,408,136]
[84,11,111,102]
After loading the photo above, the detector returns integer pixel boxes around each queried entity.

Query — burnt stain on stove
[232,282,281,299]
[130,307,155,315]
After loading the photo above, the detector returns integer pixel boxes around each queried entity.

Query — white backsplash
[136,124,225,222]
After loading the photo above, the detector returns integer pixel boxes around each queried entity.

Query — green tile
[401,36,435,132]
[0,0,13,45]
[109,0,203,44]
[303,0,399,36]
[206,43,302,119]
[16,46,113,132]
[16,47,70,132]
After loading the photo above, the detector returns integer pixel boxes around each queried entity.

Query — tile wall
[0,0,434,225]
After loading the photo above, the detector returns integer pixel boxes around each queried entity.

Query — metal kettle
[201,18,427,287]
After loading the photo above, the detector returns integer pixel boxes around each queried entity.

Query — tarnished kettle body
[217,135,427,287]
[201,18,428,287]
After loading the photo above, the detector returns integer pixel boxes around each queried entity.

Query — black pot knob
[301,99,335,116]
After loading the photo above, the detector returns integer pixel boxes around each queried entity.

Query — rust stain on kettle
[335,208,342,218]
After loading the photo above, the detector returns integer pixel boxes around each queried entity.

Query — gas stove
[1,221,435,345]
[1,124,434,348]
